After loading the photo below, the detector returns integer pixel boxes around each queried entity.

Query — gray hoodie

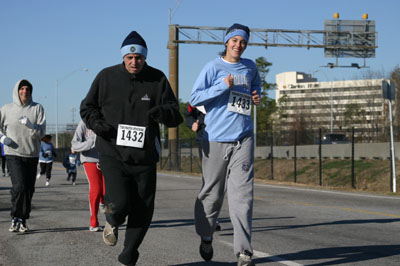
[71,120,99,163]
[0,79,46,157]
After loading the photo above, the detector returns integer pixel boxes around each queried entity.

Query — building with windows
[275,71,386,131]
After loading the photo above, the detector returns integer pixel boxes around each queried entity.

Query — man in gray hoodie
[0,79,46,233]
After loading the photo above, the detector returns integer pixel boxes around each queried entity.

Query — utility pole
[168,24,180,170]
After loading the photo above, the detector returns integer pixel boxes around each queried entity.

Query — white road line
[255,183,400,200]
[219,240,304,266]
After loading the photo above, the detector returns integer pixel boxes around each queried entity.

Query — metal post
[55,80,59,148]
[190,137,193,173]
[254,105,257,147]
[319,128,322,186]
[270,133,274,180]
[351,127,355,188]
[389,99,396,192]
[330,81,333,133]
[294,130,297,183]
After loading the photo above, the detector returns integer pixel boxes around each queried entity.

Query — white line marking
[219,240,304,266]
[256,183,400,200]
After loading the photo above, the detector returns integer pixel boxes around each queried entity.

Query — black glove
[147,106,162,122]
[147,106,164,123]
[92,120,117,140]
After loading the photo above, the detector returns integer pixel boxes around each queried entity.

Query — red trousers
[83,162,105,228]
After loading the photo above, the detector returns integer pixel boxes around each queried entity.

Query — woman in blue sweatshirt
[191,23,261,266]
[37,134,56,186]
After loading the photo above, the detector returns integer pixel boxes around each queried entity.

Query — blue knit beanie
[224,23,250,44]
[120,31,148,58]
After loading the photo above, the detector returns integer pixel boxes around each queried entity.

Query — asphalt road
[1,163,400,266]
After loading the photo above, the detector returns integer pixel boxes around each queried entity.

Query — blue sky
[1,0,399,127]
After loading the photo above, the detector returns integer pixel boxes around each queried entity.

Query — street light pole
[56,79,59,148]
[55,68,88,148]
[330,81,333,133]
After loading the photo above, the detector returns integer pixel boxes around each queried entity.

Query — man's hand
[19,116,34,129]
[0,134,12,146]
[147,106,165,122]
[92,121,116,140]
[191,120,199,132]
[251,90,260,105]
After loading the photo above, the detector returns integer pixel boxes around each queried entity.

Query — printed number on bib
[116,124,146,148]
[227,90,252,116]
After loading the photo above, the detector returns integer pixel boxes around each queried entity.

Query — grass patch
[159,156,399,194]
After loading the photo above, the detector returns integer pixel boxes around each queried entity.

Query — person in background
[62,148,80,186]
[71,119,105,232]
[184,104,206,161]
[190,23,261,266]
[0,79,46,233]
[37,134,56,186]
[80,30,183,265]
[1,142,9,177]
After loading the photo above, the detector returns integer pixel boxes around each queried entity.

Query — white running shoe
[45,181,50,186]
[18,219,29,233]
[89,226,100,232]
[237,251,255,266]
[103,221,118,246]
[36,173,41,179]
[9,217,19,232]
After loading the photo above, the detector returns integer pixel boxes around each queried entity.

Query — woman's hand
[252,90,260,105]
[223,74,234,88]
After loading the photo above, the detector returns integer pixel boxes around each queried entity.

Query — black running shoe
[199,239,213,261]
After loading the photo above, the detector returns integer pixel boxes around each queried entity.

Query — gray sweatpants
[194,135,254,255]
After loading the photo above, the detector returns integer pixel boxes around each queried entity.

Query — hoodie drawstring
[223,140,241,161]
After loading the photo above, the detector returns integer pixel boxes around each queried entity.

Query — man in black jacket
[80,31,183,266]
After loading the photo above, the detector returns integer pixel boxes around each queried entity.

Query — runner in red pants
[83,162,105,230]
[72,120,105,232]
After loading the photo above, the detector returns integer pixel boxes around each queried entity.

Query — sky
[1,0,399,129]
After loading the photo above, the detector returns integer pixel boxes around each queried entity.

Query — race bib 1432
[116,124,146,148]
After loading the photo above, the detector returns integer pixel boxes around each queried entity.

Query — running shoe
[199,239,213,261]
[72,182,76,186]
[237,250,255,266]
[215,220,222,231]
[45,180,50,186]
[36,173,41,179]
[18,218,29,233]
[89,226,100,232]
[9,217,19,232]
[103,221,118,246]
